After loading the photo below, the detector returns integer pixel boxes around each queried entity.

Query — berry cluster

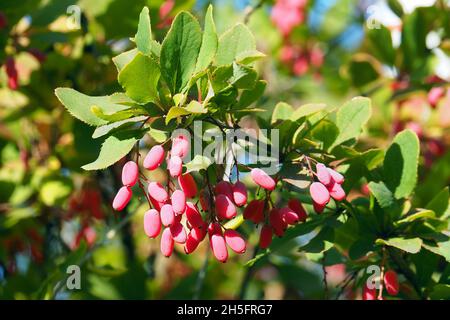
[5,57,18,90]
[280,44,324,76]
[309,163,346,213]
[242,169,307,248]
[113,134,248,263]
[363,270,400,300]
[68,188,105,249]
[271,0,308,36]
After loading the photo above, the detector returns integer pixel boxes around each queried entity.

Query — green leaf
[90,105,142,122]
[292,103,327,121]
[368,181,395,209]
[134,7,160,57]
[236,50,266,65]
[376,237,422,254]
[332,97,371,147]
[230,62,257,89]
[423,238,450,262]
[92,116,148,139]
[216,23,256,66]
[236,80,266,109]
[384,130,420,199]
[271,102,294,124]
[396,210,435,225]
[82,131,141,170]
[165,107,191,124]
[185,155,212,173]
[55,88,129,126]
[160,11,202,94]
[112,49,138,72]
[310,119,339,151]
[194,5,218,74]
[118,52,161,104]
[367,26,396,66]
[426,187,449,217]
[185,100,207,114]
[39,176,73,206]
[430,284,450,300]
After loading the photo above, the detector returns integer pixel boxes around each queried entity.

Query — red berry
[171,189,186,214]
[362,284,377,300]
[0,12,8,29]
[327,168,344,184]
[309,182,330,206]
[259,225,273,249]
[287,199,307,222]
[250,168,276,191]
[143,209,161,238]
[148,182,169,203]
[207,222,222,237]
[185,202,203,228]
[210,233,228,263]
[160,204,175,226]
[316,163,332,186]
[178,173,198,198]
[121,161,138,187]
[224,229,246,254]
[279,206,299,225]
[243,200,264,222]
[232,181,247,207]
[171,134,189,158]
[5,57,18,90]
[168,155,182,177]
[215,181,233,199]
[160,227,174,257]
[215,194,237,220]
[112,186,132,211]
[170,222,187,244]
[313,201,326,214]
[269,208,286,237]
[199,190,210,212]
[143,145,165,170]
[149,196,164,211]
[384,270,399,296]
[184,232,200,254]
[191,224,207,242]
[428,86,445,109]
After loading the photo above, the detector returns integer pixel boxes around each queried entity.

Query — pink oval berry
[327,168,344,184]
[210,234,228,263]
[171,134,189,158]
[170,222,187,244]
[148,182,169,203]
[143,209,161,238]
[215,181,233,199]
[184,233,200,254]
[243,200,263,221]
[329,182,346,201]
[178,173,198,198]
[309,182,330,206]
[232,181,247,207]
[259,225,273,249]
[160,227,174,257]
[160,204,175,226]
[384,270,399,296]
[224,229,246,254]
[316,163,332,186]
[171,190,186,214]
[288,199,307,222]
[185,202,203,228]
[121,161,139,187]
[112,186,132,211]
[168,156,182,177]
[250,168,276,191]
[191,224,207,242]
[143,145,165,170]
[279,206,299,225]
[215,194,237,220]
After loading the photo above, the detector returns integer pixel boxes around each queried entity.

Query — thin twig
[243,0,266,24]
[193,250,210,300]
